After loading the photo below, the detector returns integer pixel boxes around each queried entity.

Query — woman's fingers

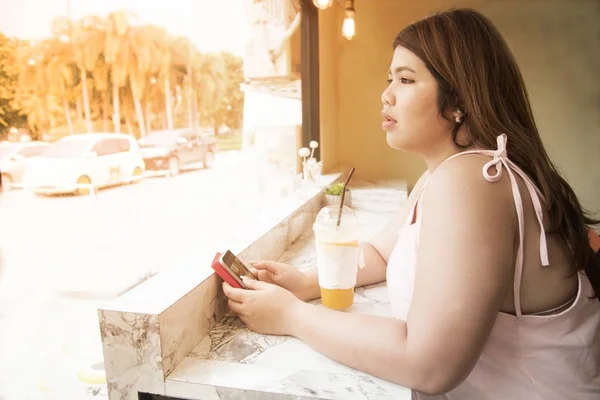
[222,282,247,302]
[251,260,284,274]
[227,298,244,316]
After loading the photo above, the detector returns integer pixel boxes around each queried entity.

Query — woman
[223,8,600,399]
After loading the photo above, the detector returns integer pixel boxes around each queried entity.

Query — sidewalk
[0,292,107,399]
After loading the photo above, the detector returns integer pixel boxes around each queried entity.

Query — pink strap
[434,134,550,317]
[481,134,550,317]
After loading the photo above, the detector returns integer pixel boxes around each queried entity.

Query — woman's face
[381,46,453,154]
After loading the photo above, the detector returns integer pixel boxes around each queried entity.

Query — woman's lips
[382,120,396,130]
[382,110,397,130]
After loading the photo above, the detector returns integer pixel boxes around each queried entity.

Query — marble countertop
[163,180,412,400]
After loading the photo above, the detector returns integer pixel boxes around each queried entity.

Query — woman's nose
[381,89,394,107]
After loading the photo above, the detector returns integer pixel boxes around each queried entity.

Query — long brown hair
[394,8,600,298]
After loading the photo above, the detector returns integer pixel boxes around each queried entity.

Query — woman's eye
[400,77,413,84]
[386,78,392,84]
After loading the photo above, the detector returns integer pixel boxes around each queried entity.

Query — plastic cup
[313,205,360,310]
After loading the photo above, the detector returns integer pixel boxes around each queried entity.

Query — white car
[23,133,145,195]
[0,141,50,189]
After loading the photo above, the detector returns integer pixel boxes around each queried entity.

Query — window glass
[93,139,121,156]
[0,1,312,398]
[18,145,48,157]
[117,138,130,152]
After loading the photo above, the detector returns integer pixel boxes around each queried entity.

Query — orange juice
[320,287,354,310]
[313,206,360,310]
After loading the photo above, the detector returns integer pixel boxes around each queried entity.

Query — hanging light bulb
[342,0,355,40]
[312,0,334,10]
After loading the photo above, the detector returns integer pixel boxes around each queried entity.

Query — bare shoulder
[422,154,516,223]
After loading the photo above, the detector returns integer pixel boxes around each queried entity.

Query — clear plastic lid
[314,205,358,229]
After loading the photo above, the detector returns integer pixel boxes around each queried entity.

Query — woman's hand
[222,278,303,336]
[250,261,318,301]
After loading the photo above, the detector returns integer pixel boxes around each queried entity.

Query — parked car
[0,141,50,189]
[138,128,217,176]
[23,133,145,195]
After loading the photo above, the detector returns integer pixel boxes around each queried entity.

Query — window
[0,1,319,398]
[93,139,121,156]
[18,145,48,157]
[117,138,131,152]
[41,139,91,158]
[93,138,129,155]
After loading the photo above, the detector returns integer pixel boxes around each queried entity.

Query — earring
[454,109,464,123]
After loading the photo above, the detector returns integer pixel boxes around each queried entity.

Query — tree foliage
[0,12,244,140]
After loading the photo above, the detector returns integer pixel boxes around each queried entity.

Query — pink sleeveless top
[387,134,600,399]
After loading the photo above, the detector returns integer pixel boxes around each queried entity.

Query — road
[0,150,300,399]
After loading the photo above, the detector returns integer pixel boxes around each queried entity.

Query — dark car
[138,128,217,176]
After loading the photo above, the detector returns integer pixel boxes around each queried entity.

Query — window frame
[299,0,320,160]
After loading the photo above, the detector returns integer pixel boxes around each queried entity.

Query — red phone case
[211,252,244,289]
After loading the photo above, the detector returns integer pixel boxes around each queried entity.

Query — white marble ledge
[164,181,410,400]
[100,169,350,316]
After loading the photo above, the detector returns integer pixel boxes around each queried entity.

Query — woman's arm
[291,302,415,384]
[288,157,515,395]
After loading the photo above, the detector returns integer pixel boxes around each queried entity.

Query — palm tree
[162,43,175,131]
[45,42,76,136]
[195,52,227,129]
[105,11,134,133]
[170,37,198,129]
[170,37,190,128]
[93,55,111,131]
[148,26,175,131]
[217,52,244,130]
[45,19,82,136]
[10,12,239,139]
[71,16,105,133]
[106,23,152,137]
[120,87,136,136]
[48,17,76,135]
[15,41,63,137]
[133,25,171,134]
[127,26,153,137]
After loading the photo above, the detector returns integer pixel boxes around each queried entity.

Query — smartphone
[211,250,257,289]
